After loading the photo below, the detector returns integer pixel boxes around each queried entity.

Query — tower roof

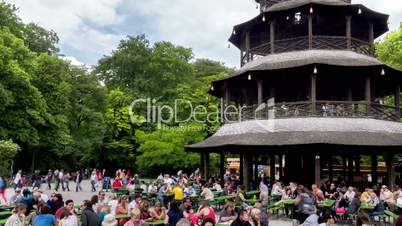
[186,118,402,151]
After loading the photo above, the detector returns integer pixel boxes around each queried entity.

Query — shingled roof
[264,0,349,12]
[229,50,382,78]
[186,118,402,151]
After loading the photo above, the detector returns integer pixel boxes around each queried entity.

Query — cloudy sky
[7,0,402,68]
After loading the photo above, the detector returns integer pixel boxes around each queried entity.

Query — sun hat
[102,214,118,226]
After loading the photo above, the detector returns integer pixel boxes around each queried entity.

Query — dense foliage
[0,1,232,176]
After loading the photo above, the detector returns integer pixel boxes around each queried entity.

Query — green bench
[385,210,399,222]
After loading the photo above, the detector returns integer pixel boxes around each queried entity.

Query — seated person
[220,201,237,223]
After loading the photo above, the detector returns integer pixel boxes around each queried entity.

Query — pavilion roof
[186,118,402,151]
[264,0,349,12]
[229,50,382,78]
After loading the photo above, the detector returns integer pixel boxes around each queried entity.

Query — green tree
[67,68,107,169]
[29,54,72,170]
[24,23,59,54]
[96,35,194,103]
[0,28,48,171]
[0,1,24,39]
[0,140,20,176]
[376,25,402,70]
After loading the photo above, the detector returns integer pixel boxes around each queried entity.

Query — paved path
[5,179,102,204]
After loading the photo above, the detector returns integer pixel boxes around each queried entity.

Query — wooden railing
[223,101,401,123]
[242,36,373,65]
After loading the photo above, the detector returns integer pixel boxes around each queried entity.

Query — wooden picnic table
[0,206,13,211]
[0,211,12,219]
[115,214,130,219]
[246,190,260,197]
[214,195,235,202]
[317,199,336,208]
[147,220,165,225]
[360,203,376,211]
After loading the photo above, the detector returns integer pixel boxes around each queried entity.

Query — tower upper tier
[233,0,389,66]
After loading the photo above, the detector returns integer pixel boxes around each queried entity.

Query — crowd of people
[2,169,402,226]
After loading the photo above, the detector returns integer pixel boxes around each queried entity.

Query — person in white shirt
[343,186,355,203]
[128,194,142,213]
[107,194,118,215]
[380,185,395,207]
[13,170,22,189]
[213,182,223,193]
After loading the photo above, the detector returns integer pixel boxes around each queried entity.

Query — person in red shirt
[113,178,123,190]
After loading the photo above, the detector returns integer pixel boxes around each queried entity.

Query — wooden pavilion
[186,0,402,189]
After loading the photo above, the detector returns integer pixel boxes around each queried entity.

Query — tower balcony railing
[223,101,401,123]
[242,36,373,65]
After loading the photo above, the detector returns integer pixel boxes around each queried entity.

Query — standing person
[54,169,60,192]
[5,204,26,226]
[32,170,41,189]
[59,170,65,191]
[75,171,83,192]
[90,170,97,192]
[295,185,314,224]
[64,172,70,192]
[46,170,53,190]
[0,176,7,204]
[13,170,22,190]
[80,200,99,226]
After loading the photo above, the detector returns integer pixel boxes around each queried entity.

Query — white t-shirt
[13,173,21,184]
[108,200,118,214]
[60,215,78,226]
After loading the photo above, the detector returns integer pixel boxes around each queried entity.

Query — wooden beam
[270,21,275,54]
[245,32,251,62]
[200,152,205,178]
[396,85,401,120]
[355,155,360,176]
[308,15,313,49]
[220,152,225,182]
[328,156,333,182]
[386,153,395,189]
[257,79,263,106]
[254,155,259,183]
[342,154,347,177]
[371,154,378,185]
[368,23,374,56]
[270,155,275,185]
[346,16,352,50]
[243,155,250,188]
[279,155,283,180]
[348,156,354,184]
[203,153,209,180]
[240,50,244,67]
[311,75,317,114]
[365,76,371,115]
[239,153,244,184]
[314,155,321,185]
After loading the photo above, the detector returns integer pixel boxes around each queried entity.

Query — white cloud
[7,0,125,64]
